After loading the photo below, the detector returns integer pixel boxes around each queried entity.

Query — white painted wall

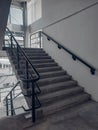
[30,0,98,32]
[29,0,98,101]
[43,1,98,101]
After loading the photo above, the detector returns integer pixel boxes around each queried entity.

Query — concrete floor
[0,101,98,130]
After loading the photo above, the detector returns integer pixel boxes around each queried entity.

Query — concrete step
[34,62,58,68]
[40,80,78,94]
[38,70,67,79]
[20,70,67,80]
[38,93,91,117]
[38,75,72,86]
[39,87,84,106]
[22,80,78,95]
[13,58,55,64]
[17,66,62,75]
[22,52,48,56]
[17,55,52,60]
[37,66,62,73]
[15,62,58,69]
[22,48,44,51]
[6,47,93,121]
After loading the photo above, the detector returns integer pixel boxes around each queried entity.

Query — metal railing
[30,31,42,48]
[3,81,22,116]
[30,31,96,75]
[4,31,25,48]
[3,27,41,122]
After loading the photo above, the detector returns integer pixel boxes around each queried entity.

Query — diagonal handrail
[4,80,21,116]
[30,31,96,75]
[4,27,41,122]
[4,80,21,99]
[6,27,40,81]
[41,31,96,75]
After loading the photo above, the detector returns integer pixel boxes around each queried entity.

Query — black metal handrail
[41,32,96,75]
[30,31,96,75]
[3,80,21,116]
[4,27,41,122]
[4,81,21,98]
[6,27,40,81]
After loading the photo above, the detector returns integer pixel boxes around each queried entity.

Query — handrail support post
[17,46,20,69]
[26,61,29,89]
[6,97,9,116]
[10,92,14,116]
[10,36,13,55]
[39,31,41,48]
[32,82,36,122]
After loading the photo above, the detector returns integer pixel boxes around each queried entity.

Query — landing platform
[0,101,98,130]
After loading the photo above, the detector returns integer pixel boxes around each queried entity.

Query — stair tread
[31,59,55,63]
[39,93,91,115]
[6,47,92,119]
[19,56,52,59]
[25,53,48,55]
[39,70,67,79]
[40,80,77,88]
[13,59,55,63]
[22,80,78,95]
[15,62,58,68]
[37,66,62,71]
[40,80,78,94]
[38,75,71,83]
[32,62,57,66]
[18,66,62,71]
[20,70,67,79]
[39,86,84,102]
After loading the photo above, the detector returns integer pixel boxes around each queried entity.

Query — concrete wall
[30,0,98,32]
[29,0,98,101]
[27,0,42,25]
[0,0,11,49]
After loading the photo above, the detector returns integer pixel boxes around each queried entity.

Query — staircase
[6,47,92,120]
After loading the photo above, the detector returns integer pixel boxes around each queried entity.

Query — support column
[0,0,12,50]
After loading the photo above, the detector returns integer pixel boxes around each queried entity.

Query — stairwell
[6,47,92,119]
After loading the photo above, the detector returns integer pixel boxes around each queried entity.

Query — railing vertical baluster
[10,35,13,54]
[32,82,35,122]
[30,35,31,48]
[10,92,14,116]
[3,39,5,48]
[26,61,29,89]
[39,31,41,48]
[17,46,20,69]
[6,97,9,116]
